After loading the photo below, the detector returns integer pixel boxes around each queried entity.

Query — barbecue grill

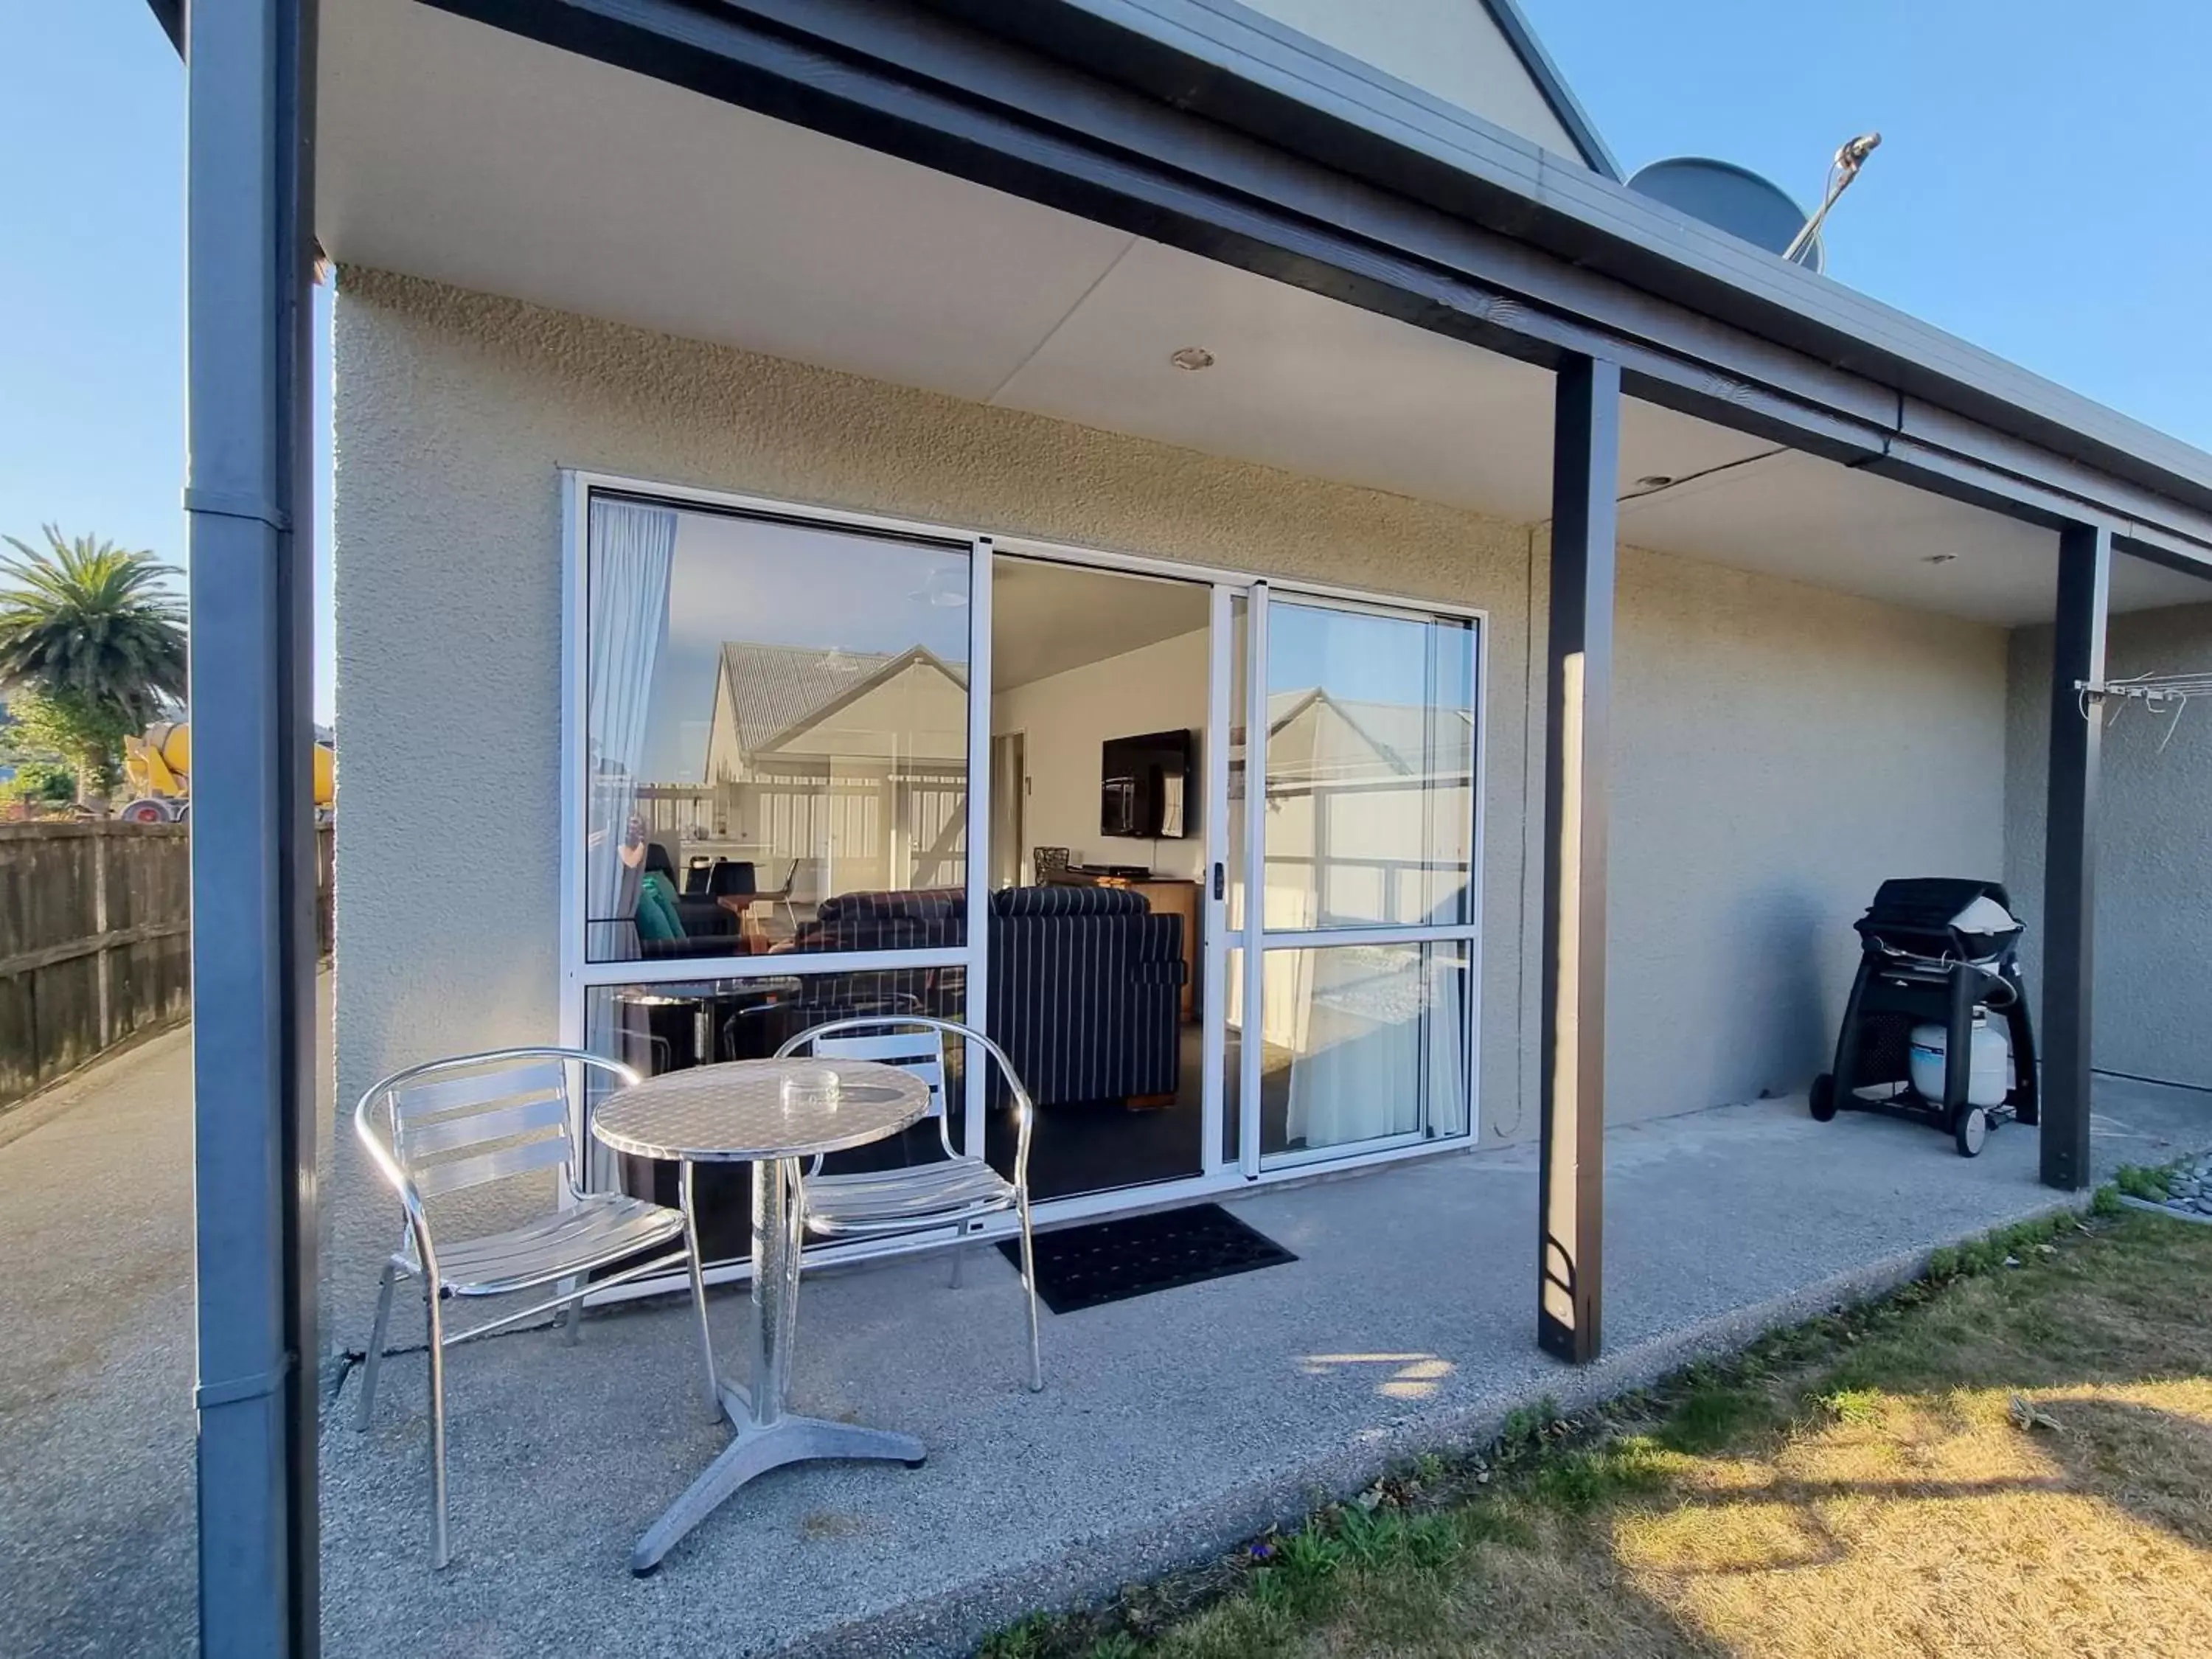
[1809,877,2038,1156]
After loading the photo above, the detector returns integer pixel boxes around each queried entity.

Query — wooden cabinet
[1127,879,1201,1023]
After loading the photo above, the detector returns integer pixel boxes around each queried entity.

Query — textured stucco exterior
[333,268,2010,1160]
[2006,600,2212,1090]
[1607,543,2007,1124]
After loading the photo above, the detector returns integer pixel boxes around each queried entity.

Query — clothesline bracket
[2074,670,2212,750]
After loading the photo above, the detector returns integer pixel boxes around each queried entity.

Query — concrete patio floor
[316,1073,2212,1659]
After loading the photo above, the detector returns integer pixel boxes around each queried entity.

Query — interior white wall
[993,626,1211,881]
[2006,597,2212,1091]
[333,268,2014,1178]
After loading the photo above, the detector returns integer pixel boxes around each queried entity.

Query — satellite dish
[1627,157,1823,274]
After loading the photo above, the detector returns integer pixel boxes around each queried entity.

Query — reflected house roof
[706,641,969,778]
[1264,689,1475,785]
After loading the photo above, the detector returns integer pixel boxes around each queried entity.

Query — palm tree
[0,527,187,805]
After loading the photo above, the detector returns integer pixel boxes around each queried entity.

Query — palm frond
[0,524,188,723]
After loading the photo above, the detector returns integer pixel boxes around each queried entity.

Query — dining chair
[352,1046,709,1568]
[774,1015,1043,1392]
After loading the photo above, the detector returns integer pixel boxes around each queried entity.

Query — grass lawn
[985,1199,2212,1659]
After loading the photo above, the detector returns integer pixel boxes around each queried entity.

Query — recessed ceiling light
[1635,474,1674,490]
[1923,552,1958,565]
[1170,346,1216,372]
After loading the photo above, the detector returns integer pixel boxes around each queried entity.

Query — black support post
[187,0,321,1652]
[2040,522,2110,1191]
[1537,355,1618,1364]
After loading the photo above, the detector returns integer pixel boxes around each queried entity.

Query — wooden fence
[0,821,336,1110]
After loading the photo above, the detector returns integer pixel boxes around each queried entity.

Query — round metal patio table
[591,1057,932,1573]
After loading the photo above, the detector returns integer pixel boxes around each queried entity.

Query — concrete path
[0,1020,199,1659]
[319,1074,2212,1659]
[4,1034,2206,1659]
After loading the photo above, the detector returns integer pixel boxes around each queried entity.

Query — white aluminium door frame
[961,537,994,1158]
[1201,582,1234,1180]
[1233,584,1486,1172]
[556,470,1483,1259]
[1239,581,1270,1180]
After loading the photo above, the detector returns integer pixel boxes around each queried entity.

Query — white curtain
[1284,945,1464,1150]
[584,498,678,959]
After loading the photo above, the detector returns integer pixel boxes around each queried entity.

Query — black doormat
[1001,1203,1297,1314]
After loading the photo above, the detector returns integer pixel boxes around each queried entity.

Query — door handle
[1213,863,1225,901]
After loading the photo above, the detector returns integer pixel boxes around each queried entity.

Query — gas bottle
[1908,1013,2011,1108]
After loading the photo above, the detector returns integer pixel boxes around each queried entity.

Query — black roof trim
[145,0,184,55]
[947,0,2212,518]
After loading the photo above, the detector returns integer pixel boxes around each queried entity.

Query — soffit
[318,1,2211,625]
[319,0,1136,402]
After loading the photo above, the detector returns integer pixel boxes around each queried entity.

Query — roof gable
[1219,0,1615,176]
[708,641,970,769]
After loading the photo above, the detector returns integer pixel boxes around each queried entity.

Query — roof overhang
[410,0,2212,579]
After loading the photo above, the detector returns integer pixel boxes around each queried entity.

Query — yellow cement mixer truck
[118,721,335,822]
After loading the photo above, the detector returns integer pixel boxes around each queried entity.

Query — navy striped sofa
[988,884,1186,1108]
[785,884,1186,1107]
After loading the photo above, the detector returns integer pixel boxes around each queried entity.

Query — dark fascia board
[145,0,184,55]
[1474,0,1621,181]
[935,0,2212,524]
[415,0,2212,568]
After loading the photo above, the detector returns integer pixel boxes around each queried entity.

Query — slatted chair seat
[802,1158,1018,1237]
[398,1193,686,1295]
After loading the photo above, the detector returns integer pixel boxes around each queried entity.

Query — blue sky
[0,1,333,716]
[2,0,2207,727]
[1518,0,2212,447]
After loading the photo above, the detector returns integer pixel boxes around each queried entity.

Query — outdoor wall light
[1169,346,1217,372]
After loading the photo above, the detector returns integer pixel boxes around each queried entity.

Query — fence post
[94,827,112,1051]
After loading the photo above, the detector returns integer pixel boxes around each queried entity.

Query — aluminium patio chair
[774,1015,1043,1392]
[352,1046,709,1569]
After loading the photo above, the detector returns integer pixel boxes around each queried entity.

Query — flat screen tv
[1101,728,1193,839]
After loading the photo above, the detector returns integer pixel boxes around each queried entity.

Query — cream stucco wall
[333,268,2008,1161]
[2006,600,2212,1090]
[1607,543,2007,1125]
[1237,0,1585,161]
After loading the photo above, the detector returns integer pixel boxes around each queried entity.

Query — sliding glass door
[561,472,1482,1260]
[1230,587,1481,1169]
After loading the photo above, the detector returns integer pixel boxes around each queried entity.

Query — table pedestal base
[630,1413,925,1575]
[632,1155,925,1573]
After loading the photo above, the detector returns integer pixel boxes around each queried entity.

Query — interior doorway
[987,732,1026,888]
[984,554,1218,1200]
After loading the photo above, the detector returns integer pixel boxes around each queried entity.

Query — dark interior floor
[640,1023,1301,1260]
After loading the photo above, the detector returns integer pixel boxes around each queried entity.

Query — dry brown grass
[993,1208,2212,1659]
